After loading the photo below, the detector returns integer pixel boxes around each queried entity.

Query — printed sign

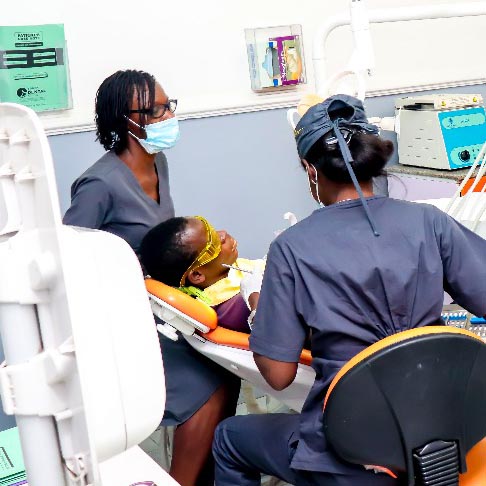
[0,24,71,112]
[0,427,26,486]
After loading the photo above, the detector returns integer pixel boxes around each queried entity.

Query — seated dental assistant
[140,216,265,333]
[63,70,239,486]
[212,94,486,486]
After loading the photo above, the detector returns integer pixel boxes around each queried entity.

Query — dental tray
[442,304,486,339]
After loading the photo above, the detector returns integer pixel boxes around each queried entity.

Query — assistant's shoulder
[379,197,448,220]
[71,152,123,190]
[155,151,168,165]
[155,152,169,178]
[79,151,123,179]
[381,198,462,243]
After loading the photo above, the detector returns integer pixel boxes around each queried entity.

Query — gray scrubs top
[63,151,174,254]
[249,196,486,474]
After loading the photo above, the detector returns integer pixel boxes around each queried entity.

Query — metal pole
[0,303,66,486]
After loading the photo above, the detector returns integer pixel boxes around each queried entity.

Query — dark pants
[213,413,404,486]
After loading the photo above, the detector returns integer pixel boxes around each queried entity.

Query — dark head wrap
[294,94,381,236]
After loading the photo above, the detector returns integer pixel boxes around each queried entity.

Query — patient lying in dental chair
[139,216,265,333]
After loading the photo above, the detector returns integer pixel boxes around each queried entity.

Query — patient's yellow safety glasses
[179,216,222,287]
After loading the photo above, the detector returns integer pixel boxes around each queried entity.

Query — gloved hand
[240,268,264,310]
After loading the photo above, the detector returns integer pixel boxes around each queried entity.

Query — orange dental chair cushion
[145,278,312,366]
[461,176,486,196]
[145,278,218,330]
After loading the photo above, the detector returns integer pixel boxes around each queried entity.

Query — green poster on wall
[0,24,71,112]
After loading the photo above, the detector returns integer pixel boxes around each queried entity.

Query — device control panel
[438,107,486,169]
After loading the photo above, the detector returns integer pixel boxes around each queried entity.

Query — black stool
[324,326,486,486]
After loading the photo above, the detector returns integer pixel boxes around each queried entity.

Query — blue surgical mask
[127,116,180,154]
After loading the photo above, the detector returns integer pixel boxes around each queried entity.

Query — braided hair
[95,69,156,153]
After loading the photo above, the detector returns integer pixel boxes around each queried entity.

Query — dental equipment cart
[396,94,486,170]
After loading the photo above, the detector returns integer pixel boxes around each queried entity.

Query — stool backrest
[323,326,486,485]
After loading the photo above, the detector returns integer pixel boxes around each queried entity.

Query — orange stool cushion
[460,438,486,485]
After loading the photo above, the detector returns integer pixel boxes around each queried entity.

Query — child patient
[139,216,264,333]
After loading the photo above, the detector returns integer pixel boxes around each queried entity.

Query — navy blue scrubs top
[249,196,486,474]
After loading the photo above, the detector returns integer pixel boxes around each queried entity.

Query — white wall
[3,0,486,134]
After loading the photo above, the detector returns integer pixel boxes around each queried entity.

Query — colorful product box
[245,25,306,92]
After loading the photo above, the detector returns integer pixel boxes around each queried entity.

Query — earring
[310,164,319,185]
[309,164,324,207]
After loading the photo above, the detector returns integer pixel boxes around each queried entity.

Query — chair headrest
[145,278,218,330]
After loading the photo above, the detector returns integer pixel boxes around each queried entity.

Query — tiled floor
[139,381,293,485]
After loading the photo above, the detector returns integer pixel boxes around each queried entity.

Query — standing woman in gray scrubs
[63,70,240,486]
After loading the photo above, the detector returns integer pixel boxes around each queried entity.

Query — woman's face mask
[127,116,180,154]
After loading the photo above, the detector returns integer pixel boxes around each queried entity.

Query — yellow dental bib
[202,258,265,306]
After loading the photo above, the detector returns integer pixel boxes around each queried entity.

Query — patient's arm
[253,353,298,391]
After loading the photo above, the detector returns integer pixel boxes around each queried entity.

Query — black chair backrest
[323,327,486,485]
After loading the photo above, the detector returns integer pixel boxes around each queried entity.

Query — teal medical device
[396,94,486,170]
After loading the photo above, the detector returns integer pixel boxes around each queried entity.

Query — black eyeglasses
[130,99,177,119]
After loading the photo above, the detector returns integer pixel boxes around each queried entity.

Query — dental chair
[145,278,315,412]
[323,326,486,486]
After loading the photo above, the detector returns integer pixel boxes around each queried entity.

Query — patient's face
[184,218,238,287]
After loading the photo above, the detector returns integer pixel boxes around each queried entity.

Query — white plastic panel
[0,103,172,486]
